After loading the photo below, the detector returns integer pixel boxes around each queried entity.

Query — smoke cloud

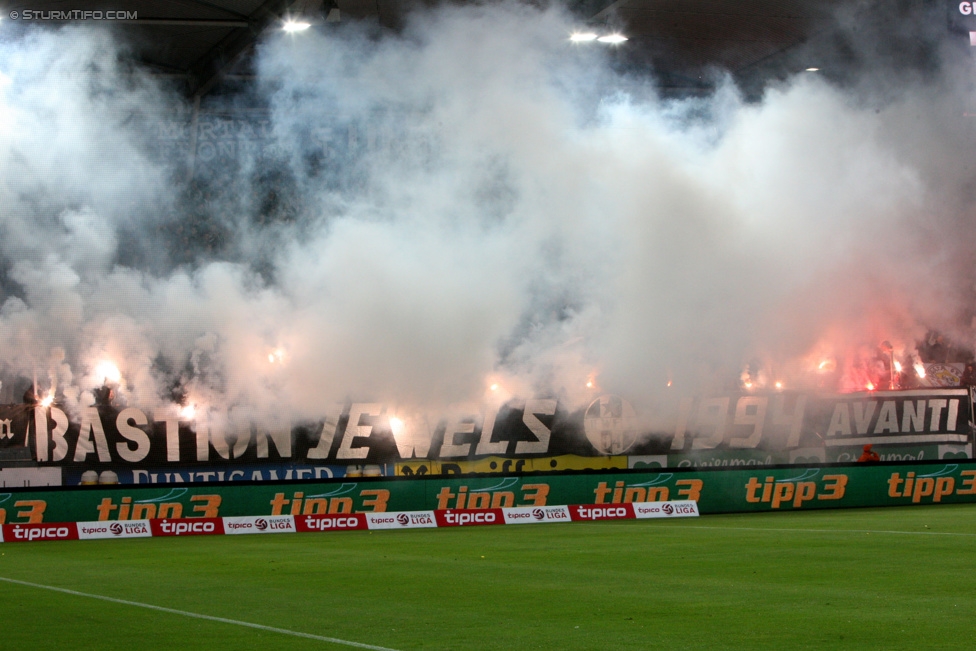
[0,2,975,426]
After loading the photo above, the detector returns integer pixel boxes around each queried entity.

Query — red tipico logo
[296,513,368,532]
[434,509,504,527]
[569,504,635,521]
[3,522,79,542]
[150,518,225,537]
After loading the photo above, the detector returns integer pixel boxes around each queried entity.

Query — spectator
[858,444,880,463]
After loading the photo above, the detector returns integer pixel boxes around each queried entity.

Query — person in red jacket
[858,444,880,462]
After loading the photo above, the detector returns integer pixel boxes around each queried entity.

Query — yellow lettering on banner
[270,493,289,515]
[158,503,182,518]
[156,502,183,520]
[647,487,669,501]
[0,508,5,524]
[744,477,762,503]
[96,497,117,521]
[290,493,304,515]
[132,504,156,519]
[521,484,549,506]
[303,498,329,514]
[934,477,955,502]
[912,478,935,503]
[329,497,353,513]
[793,482,817,508]
[676,479,703,502]
[887,473,904,498]
[771,483,794,509]
[625,487,646,502]
[537,456,627,472]
[958,470,976,495]
[14,500,46,523]
[818,475,847,500]
[467,492,491,509]
[360,489,389,512]
[190,495,221,518]
[490,492,515,508]
[395,461,442,477]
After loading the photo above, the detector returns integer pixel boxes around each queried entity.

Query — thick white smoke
[0,3,974,425]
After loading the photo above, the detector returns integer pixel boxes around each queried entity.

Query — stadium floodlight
[597,34,628,44]
[283,20,312,32]
[806,67,820,72]
[570,32,599,42]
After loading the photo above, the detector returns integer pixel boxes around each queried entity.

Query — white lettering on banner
[73,407,112,462]
[515,400,556,454]
[337,403,382,460]
[77,520,152,539]
[303,516,361,531]
[444,511,497,525]
[222,516,295,535]
[502,506,571,524]
[439,416,476,458]
[34,406,69,462]
[306,405,344,459]
[11,526,73,541]
[632,501,700,519]
[160,521,215,535]
[962,2,974,15]
[572,505,632,521]
[366,511,437,529]
[390,413,437,458]
[116,408,151,463]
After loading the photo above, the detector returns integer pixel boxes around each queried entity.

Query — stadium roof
[1,0,933,98]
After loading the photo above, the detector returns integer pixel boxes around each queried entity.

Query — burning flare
[94,361,121,384]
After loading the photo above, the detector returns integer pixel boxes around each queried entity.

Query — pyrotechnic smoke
[0,2,975,425]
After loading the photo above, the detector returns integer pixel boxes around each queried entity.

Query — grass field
[1,504,974,650]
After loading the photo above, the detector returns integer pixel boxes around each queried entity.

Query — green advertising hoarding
[1,462,974,524]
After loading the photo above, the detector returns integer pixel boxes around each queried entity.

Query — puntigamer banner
[0,462,974,524]
[0,389,971,481]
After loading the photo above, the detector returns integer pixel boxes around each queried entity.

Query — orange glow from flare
[490,383,499,392]
[389,416,405,435]
[817,358,836,372]
[775,381,783,390]
[915,363,926,378]
[40,395,54,407]
[866,382,875,391]
[894,361,903,373]
[180,404,196,420]
[94,361,121,384]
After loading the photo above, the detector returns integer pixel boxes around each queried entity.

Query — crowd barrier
[0,501,700,542]
[0,461,974,543]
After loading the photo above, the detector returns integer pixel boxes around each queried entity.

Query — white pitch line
[676,525,976,537]
[0,576,401,651]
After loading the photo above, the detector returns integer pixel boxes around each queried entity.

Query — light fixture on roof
[570,32,599,42]
[597,34,628,44]
[283,19,312,32]
[805,67,820,72]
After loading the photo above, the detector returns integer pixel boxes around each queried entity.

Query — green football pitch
[1,504,974,650]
